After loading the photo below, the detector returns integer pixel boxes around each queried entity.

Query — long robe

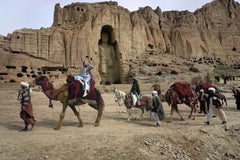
[19,88,36,125]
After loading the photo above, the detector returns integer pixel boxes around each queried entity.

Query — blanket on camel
[170,82,194,99]
[66,75,95,99]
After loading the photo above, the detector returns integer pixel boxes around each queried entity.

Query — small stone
[144,141,149,146]
[194,147,200,151]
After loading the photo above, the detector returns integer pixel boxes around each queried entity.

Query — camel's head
[152,84,161,90]
[151,84,166,101]
[33,76,54,92]
[34,76,49,86]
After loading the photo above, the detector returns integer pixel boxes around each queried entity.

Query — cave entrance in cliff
[98,25,121,85]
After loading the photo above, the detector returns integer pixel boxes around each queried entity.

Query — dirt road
[0,83,239,160]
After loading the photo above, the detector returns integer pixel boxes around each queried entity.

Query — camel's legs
[188,107,196,120]
[192,104,198,120]
[94,109,103,127]
[49,99,53,108]
[188,104,198,120]
[188,108,193,119]
[176,111,184,121]
[169,106,174,122]
[193,108,196,120]
[69,104,83,127]
[54,103,67,130]
[173,105,184,121]
[54,114,64,130]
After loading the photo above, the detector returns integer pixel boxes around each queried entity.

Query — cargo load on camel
[170,82,194,99]
[195,82,227,107]
[67,75,95,99]
[195,82,217,93]
[165,82,198,121]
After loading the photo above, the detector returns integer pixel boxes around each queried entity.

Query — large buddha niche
[98,25,121,84]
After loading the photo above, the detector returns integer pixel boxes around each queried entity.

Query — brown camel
[164,82,198,122]
[34,76,104,130]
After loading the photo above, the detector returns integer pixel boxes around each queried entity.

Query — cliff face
[0,0,240,84]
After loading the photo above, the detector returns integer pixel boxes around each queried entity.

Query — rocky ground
[0,82,240,160]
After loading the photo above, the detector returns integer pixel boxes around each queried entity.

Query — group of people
[17,59,240,130]
[130,78,165,127]
[130,79,230,126]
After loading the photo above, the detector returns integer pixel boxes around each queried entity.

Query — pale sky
[0,0,239,36]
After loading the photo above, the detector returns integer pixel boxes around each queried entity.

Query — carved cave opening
[21,66,27,73]
[0,73,8,75]
[77,7,84,12]
[6,65,16,69]
[16,73,24,77]
[98,25,121,85]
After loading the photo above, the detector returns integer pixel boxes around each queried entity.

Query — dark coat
[152,96,165,120]
[130,79,140,95]
[234,91,240,104]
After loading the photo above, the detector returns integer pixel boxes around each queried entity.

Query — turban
[152,90,158,96]
[208,87,215,93]
[20,82,29,88]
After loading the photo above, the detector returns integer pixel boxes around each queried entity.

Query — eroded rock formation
[0,0,240,84]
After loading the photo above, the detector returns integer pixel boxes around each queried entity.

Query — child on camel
[74,61,94,97]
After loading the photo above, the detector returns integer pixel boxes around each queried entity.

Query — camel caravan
[19,71,233,130]
[114,81,229,125]
[14,57,232,130]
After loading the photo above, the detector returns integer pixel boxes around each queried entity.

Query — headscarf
[83,60,88,67]
[20,82,32,92]
[20,82,29,88]
[208,87,215,93]
[152,90,158,96]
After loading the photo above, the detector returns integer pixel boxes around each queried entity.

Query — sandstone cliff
[0,0,240,84]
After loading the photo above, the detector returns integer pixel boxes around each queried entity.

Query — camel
[164,82,198,122]
[34,75,104,130]
[151,84,165,101]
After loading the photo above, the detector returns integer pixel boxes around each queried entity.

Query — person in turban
[17,82,36,131]
[151,90,165,127]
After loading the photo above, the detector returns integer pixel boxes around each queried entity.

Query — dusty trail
[0,84,239,160]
